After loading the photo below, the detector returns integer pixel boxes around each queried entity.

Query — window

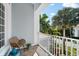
[0,3,5,48]
[78,30,79,37]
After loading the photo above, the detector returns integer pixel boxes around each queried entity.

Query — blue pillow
[9,48,20,56]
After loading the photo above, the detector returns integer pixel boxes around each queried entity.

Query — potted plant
[26,43,31,50]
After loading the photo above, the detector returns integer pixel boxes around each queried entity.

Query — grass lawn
[67,47,77,56]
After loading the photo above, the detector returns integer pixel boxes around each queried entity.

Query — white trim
[39,44,53,56]
[0,44,10,56]
[33,52,38,56]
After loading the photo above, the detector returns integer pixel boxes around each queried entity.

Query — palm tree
[40,14,50,34]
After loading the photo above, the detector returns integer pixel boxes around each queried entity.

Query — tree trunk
[63,28,65,37]
[70,28,71,38]
[63,28,66,55]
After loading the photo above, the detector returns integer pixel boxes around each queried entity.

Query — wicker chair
[9,37,26,48]
[17,39,26,48]
[9,36,19,48]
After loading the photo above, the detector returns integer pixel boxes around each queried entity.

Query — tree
[40,14,50,34]
[70,8,79,26]
[52,26,61,35]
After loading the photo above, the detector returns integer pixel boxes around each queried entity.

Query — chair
[9,37,26,56]
[9,36,19,48]
[17,39,26,48]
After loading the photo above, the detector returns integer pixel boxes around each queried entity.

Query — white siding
[12,3,34,43]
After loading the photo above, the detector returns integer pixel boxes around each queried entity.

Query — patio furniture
[9,36,19,48]
[9,37,26,48]
[17,39,26,48]
[9,37,27,56]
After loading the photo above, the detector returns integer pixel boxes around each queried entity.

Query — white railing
[39,35,79,56]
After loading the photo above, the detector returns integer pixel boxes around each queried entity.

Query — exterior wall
[12,3,34,43]
[74,27,79,37]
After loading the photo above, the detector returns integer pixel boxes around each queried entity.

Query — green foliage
[26,43,31,50]
[52,8,73,29]
[69,8,79,26]
[52,26,61,35]
[40,14,50,33]
[52,7,79,37]
[40,8,79,37]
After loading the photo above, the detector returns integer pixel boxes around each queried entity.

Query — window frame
[0,3,5,48]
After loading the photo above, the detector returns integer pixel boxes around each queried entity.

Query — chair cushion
[8,48,20,56]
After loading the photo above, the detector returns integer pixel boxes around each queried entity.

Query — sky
[41,3,79,25]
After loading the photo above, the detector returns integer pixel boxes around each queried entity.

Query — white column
[34,3,49,45]
[34,11,39,45]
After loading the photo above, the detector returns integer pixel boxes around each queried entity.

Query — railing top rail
[52,35,79,42]
[39,34,79,42]
[39,36,51,39]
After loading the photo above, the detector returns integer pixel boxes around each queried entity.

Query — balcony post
[34,3,49,45]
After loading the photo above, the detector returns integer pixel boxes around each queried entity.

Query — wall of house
[74,27,79,37]
[12,3,34,43]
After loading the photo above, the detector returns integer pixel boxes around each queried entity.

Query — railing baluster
[49,37,50,52]
[71,39,73,56]
[59,37,60,56]
[66,39,68,56]
[78,41,79,56]
[55,37,57,55]
[48,37,49,51]
[55,36,57,56]
[77,41,78,56]
[55,37,57,56]
[52,36,54,55]
[52,37,53,55]
[50,37,52,54]
[56,37,57,56]
[54,36,55,55]
[62,37,63,56]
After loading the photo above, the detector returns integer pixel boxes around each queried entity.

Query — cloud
[50,4,55,6]
[50,13,56,16]
[63,3,79,8]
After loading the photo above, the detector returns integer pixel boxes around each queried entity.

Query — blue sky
[41,3,63,24]
[41,3,79,24]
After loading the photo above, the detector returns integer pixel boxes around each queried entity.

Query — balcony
[39,35,79,56]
